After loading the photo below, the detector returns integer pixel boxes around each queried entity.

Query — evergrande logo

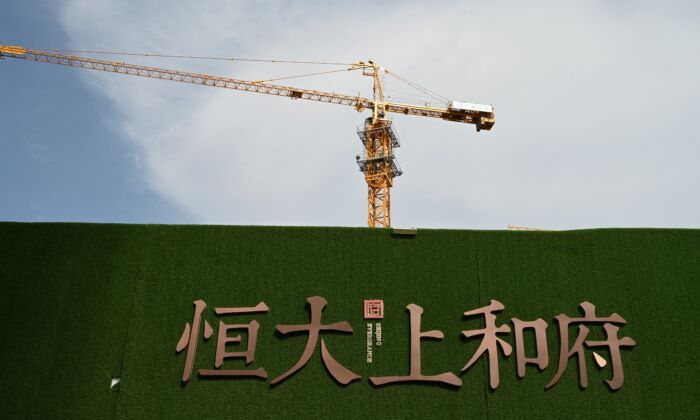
[364,299,383,364]
[175,297,635,391]
[364,300,384,319]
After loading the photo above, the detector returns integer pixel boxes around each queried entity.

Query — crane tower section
[356,118,402,228]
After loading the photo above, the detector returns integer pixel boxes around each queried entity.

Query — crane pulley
[0,44,495,227]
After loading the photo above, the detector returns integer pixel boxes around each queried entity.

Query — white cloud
[58,0,700,228]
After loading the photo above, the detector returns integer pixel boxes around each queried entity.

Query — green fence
[0,223,698,419]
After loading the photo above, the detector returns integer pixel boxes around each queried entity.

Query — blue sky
[1,1,186,223]
[1,1,699,228]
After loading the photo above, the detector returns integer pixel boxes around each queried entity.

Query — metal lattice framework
[356,119,402,227]
[0,45,495,227]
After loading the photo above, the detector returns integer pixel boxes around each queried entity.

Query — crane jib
[0,45,494,131]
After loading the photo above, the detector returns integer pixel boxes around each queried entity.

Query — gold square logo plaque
[364,300,384,319]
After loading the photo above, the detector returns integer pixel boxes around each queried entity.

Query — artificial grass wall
[0,222,698,419]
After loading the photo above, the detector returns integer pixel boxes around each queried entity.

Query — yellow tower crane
[0,45,495,228]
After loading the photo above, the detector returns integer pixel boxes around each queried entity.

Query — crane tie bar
[29,48,354,66]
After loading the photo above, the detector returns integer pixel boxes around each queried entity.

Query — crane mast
[356,60,399,227]
[1,45,495,228]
